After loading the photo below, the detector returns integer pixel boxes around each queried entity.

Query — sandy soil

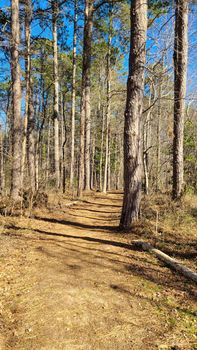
[0,192,196,350]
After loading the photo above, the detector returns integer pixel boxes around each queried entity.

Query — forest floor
[0,191,197,350]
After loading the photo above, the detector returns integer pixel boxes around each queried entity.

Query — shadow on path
[33,215,119,231]
[4,224,138,251]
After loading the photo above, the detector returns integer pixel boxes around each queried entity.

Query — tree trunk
[21,116,27,190]
[143,122,149,195]
[62,93,67,193]
[84,0,93,191]
[90,135,95,189]
[70,0,77,190]
[156,84,161,192]
[103,8,112,193]
[172,0,188,199]
[0,125,4,195]
[120,0,147,229]
[52,0,60,189]
[107,128,111,191]
[99,108,105,192]
[45,118,51,188]
[118,133,123,190]
[78,0,93,195]
[25,0,35,192]
[35,93,39,191]
[10,0,22,200]
[59,90,64,189]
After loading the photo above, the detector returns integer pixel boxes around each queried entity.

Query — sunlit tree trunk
[103,8,112,193]
[25,0,35,192]
[156,84,161,192]
[10,0,22,200]
[107,128,111,191]
[172,0,188,199]
[120,0,147,229]
[90,135,95,189]
[99,108,104,191]
[78,0,93,195]
[0,125,4,194]
[45,118,51,188]
[52,0,60,189]
[70,0,77,190]
[62,93,67,193]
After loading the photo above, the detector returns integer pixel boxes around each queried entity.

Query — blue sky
[0,0,197,124]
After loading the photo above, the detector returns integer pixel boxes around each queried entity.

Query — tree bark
[156,83,161,192]
[62,93,67,193]
[103,7,112,193]
[52,0,60,189]
[120,0,147,229]
[143,116,149,195]
[45,117,51,188]
[70,0,77,190]
[107,128,111,191]
[0,125,4,195]
[25,0,35,192]
[78,0,93,196]
[90,134,95,189]
[99,108,104,191]
[10,0,22,200]
[172,0,188,199]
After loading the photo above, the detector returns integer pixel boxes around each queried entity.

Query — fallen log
[137,241,197,283]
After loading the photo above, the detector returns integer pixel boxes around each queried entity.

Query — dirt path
[0,192,196,350]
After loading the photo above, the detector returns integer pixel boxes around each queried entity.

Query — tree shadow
[68,207,121,214]
[67,212,120,222]
[33,215,119,231]
[30,228,197,300]
[82,200,122,208]
[4,223,137,250]
[155,237,197,260]
[4,223,197,302]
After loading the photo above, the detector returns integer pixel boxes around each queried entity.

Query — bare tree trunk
[35,93,40,191]
[114,132,119,190]
[99,108,105,192]
[21,117,27,190]
[25,0,35,192]
[143,125,149,195]
[45,118,51,188]
[10,0,22,200]
[35,146,39,191]
[84,0,93,191]
[62,140,66,194]
[59,90,64,189]
[103,9,112,193]
[172,0,188,199]
[0,125,4,194]
[120,0,147,229]
[62,93,67,193]
[117,133,123,190]
[156,84,161,192]
[90,135,95,189]
[78,0,93,196]
[107,128,111,191]
[52,0,60,189]
[70,0,77,190]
